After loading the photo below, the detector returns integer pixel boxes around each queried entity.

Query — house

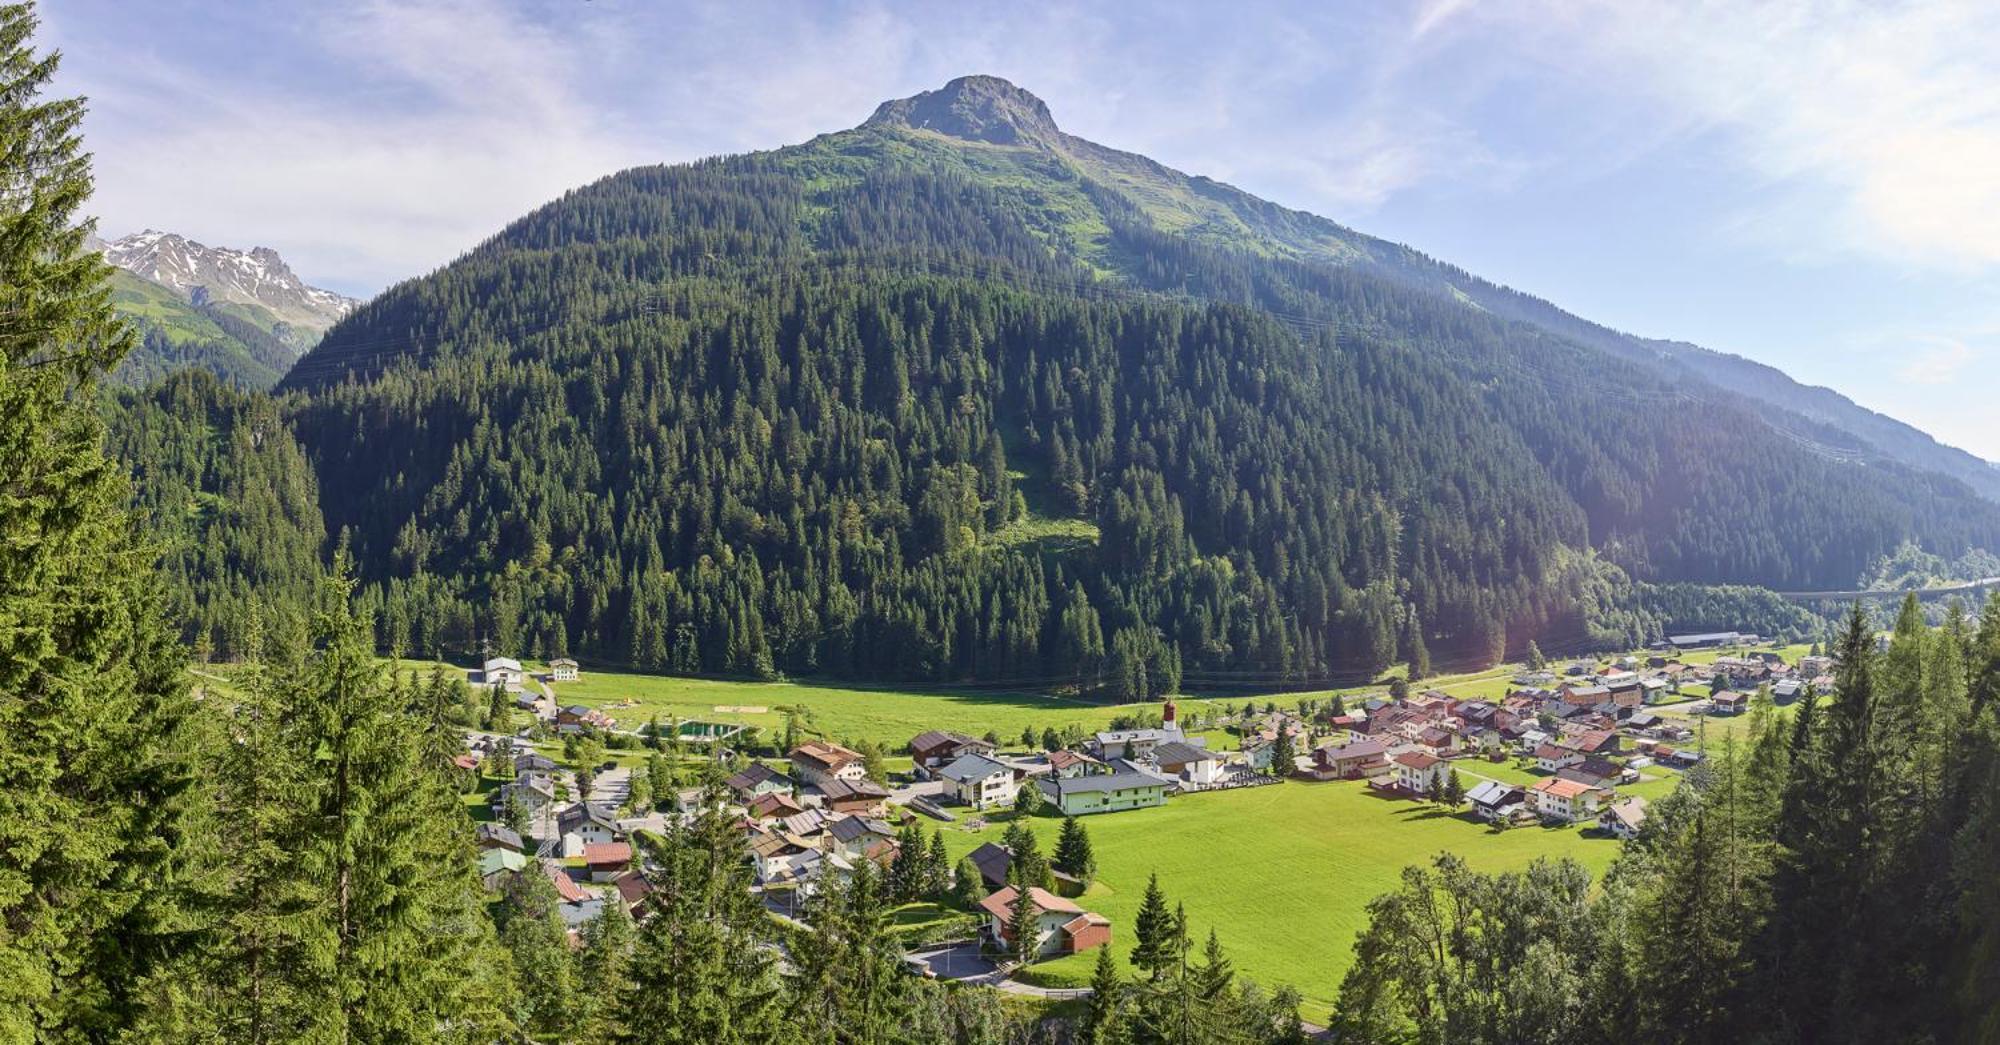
[1558,757,1626,789]
[966,842,1018,890]
[1310,738,1391,781]
[1152,741,1225,786]
[557,704,613,730]
[1771,678,1805,704]
[1528,777,1610,823]
[1466,780,1525,822]
[583,841,633,882]
[726,762,792,801]
[479,657,525,690]
[1391,751,1449,795]
[1800,654,1835,677]
[1534,744,1584,773]
[819,777,891,815]
[476,822,525,853]
[549,657,580,682]
[790,740,867,790]
[490,776,556,818]
[748,791,805,819]
[977,886,1110,959]
[909,730,996,777]
[1035,768,1170,816]
[1239,734,1276,772]
[1415,726,1459,754]
[558,803,623,856]
[1046,749,1102,778]
[1090,728,1169,762]
[827,815,897,860]
[1711,690,1750,715]
[748,830,820,885]
[1570,730,1622,756]
[1639,677,1672,704]
[515,752,558,776]
[612,869,653,915]
[478,848,528,889]
[939,754,1020,810]
[1599,796,1649,840]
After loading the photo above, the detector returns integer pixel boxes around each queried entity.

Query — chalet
[549,657,579,682]
[1599,796,1649,840]
[747,792,805,819]
[558,802,622,856]
[542,860,591,904]
[1239,734,1276,772]
[1624,711,1662,732]
[1391,751,1449,795]
[1152,741,1225,786]
[790,740,867,790]
[1639,677,1671,704]
[515,752,558,776]
[1771,679,1806,704]
[583,841,633,882]
[909,730,996,777]
[726,762,792,801]
[1310,738,1391,781]
[479,657,525,690]
[1558,757,1626,789]
[1466,780,1525,822]
[1534,744,1584,773]
[557,704,613,730]
[476,822,524,853]
[965,842,1017,890]
[1045,749,1102,778]
[1711,690,1750,715]
[827,815,897,860]
[1570,730,1622,756]
[1528,777,1610,823]
[490,776,556,817]
[1036,767,1169,816]
[819,777,891,815]
[478,848,528,890]
[612,870,653,915]
[1415,726,1459,754]
[747,830,820,885]
[939,754,1019,810]
[977,886,1110,959]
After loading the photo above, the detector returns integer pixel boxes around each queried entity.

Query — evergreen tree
[1131,873,1174,981]
[1082,941,1129,1045]
[1053,816,1096,882]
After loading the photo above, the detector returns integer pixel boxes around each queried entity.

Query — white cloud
[1525,0,2000,271]
[1897,337,1979,385]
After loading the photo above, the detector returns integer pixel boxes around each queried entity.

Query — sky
[41,0,2000,458]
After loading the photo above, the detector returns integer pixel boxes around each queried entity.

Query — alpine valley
[129,75,2000,685]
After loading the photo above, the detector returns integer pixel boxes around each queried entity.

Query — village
[450,632,1836,1007]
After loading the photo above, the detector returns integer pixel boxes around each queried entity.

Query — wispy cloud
[1897,337,1979,385]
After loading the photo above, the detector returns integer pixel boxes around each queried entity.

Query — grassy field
[937,778,1621,1022]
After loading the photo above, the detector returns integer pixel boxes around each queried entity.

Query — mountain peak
[101,229,356,335]
[864,75,1062,146]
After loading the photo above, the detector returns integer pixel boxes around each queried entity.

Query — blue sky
[43,0,2000,457]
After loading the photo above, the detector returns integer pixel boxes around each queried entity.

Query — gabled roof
[1534,743,1578,761]
[1393,751,1443,770]
[1046,750,1098,771]
[1151,741,1216,765]
[1037,768,1167,798]
[582,842,633,867]
[726,762,787,791]
[748,792,804,818]
[1318,738,1388,760]
[967,842,1013,888]
[1530,777,1600,800]
[1601,796,1648,830]
[790,739,864,773]
[976,885,1083,921]
[478,848,528,877]
[938,753,1013,784]
[476,822,524,850]
[1466,780,1522,806]
[542,861,590,903]
[910,729,986,755]
[828,815,894,844]
[820,777,890,803]
[558,802,621,836]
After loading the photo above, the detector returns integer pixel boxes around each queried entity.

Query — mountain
[94,229,356,388]
[278,75,2000,685]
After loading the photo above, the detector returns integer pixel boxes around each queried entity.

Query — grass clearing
[938,778,1621,1023]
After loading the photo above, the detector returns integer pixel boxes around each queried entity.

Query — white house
[1466,780,1524,822]
[1528,777,1609,823]
[480,657,525,691]
[1152,741,1224,786]
[1599,796,1649,840]
[1533,744,1584,773]
[549,657,580,682]
[976,886,1110,959]
[939,754,1020,810]
[557,802,622,857]
[1392,751,1449,795]
[789,740,867,790]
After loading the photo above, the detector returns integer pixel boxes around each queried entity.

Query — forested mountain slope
[279,76,2000,687]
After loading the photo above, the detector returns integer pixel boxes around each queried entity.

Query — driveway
[905,941,995,982]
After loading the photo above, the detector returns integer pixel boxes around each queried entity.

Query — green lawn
[541,670,1234,754]
[938,778,1621,1022]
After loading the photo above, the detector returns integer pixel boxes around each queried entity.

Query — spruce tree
[1054,815,1096,882]
[1082,941,1129,1045]
[1131,873,1173,981]
[0,3,213,1034]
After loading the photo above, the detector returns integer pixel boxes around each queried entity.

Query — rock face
[863,74,1065,147]
[102,230,356,336]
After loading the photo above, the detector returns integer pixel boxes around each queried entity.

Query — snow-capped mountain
[102,230,356,335]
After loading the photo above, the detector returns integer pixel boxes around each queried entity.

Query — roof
[478,849,528,876]
[558,802,621,836]
[791,739,863,773]
[1466,780,1521,806]
[1393,751,1443,770]
[976,885,1083,921]
[1151,741,1216,765]
[1062,912,1112,935]
[748,792,804,817]
[1670,632,1740,645]
[1037,768,1168,798]
[1046,750,1097,770]
[550,657,579,667]
[484,657,523,672]
[910,729,985,754]
[613,870,653,909]
[1534,743,1577,761]
[726,763,787,791]
[1319,738,1388,760]
[938,753,1013,784]
[829,815,894,844]
[582,842,633,866]
[1530,777,1599,800]
[820,777,891,803]
[1601,797,1649,830]
[967,842,1014,887]
[476,823,524,850]
[542,861,590,903]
